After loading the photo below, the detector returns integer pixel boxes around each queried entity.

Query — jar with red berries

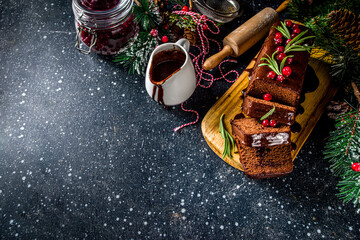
[72,0,139,55]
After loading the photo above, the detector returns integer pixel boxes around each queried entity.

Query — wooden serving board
[201,57,337,171]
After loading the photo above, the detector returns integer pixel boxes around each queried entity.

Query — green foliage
[219,114,235,159]
[324,109,360,208]
[168,13,198,32]
[133,0,161,31]
[113,32,158,75]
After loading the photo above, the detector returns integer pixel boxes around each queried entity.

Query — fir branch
[133,0,161,31]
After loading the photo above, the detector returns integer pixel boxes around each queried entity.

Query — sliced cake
[242,96,296,126]
[231,118,293,179]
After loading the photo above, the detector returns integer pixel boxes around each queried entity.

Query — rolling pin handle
[203,45,234,71]
[276,0,290,13]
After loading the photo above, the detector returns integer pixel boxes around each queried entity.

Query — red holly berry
[292,23,300,29]
[286,57,293,65]
[267,71,276,79]
[290,33,297,39]
[351,163,360,172]
[161,35,168,43]
[286,39,292,45]
[285,20,292,27]
[150,29,158,37]
[293,28,301,34]
[262,119,270,127]
[263,93,272,101]
[270,119,277,127]
[277,75,284,82]
[276,46,285,53]
[182,6,189,12]
[275,38,283,45]
[164,25,169,30]
[275,32,283,39]
[277,53,287,61]
[282,66,292,77]
[203,25,209,31]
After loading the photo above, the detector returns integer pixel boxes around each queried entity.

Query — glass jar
[72,0,139,55]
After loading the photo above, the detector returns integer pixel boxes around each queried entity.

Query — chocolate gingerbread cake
[231,118,293,179]
[244,22,312,107]
[242,96,296,126]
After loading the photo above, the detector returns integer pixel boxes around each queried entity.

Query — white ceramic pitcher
[145,39,196,106]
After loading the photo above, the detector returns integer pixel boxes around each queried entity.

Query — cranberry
[263,93,272,101]
[79,14,138,55]
[277,53,287,61]
[182,6,189,11]
[291,33,297,39]
[352,163,360,172]
[293,28,301,34]
[161,35,169,43]
[262,119,270,127]
[277,75,284,82]
[285,20,292,27]
[292,23,300,29]
[150,29,158,37]
[286,57,293,64]
[267,71,276,79]
[275,32,283,39]
[282,66,292,77]
[275,38,283,45]
[276,46,285,53]
[286,39,292,45]
[270,120,277,127]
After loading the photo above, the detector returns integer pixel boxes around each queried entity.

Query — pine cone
[183,28,198,45]
[328,9,360,52]
[326,100,351,119]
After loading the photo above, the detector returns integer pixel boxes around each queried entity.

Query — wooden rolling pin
[203,1,289,70]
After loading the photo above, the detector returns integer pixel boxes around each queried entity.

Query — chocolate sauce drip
[291,122,301,133]
[152,85,166,107]
[291,142,297,151]
[234,113,245,120]
[302,66,320,93]
[297,105,304,115]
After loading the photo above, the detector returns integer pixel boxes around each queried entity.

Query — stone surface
[0,0,359,239]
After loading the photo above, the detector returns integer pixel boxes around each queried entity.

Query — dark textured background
[0,0,359,239]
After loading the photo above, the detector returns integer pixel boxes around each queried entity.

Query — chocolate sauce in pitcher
[149,49,186,106]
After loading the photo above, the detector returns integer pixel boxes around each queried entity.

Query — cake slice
[231,118,293,178]
[242,96,296,126]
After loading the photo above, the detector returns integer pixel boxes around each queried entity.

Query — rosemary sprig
[273,21,291,39]
[260,106,276,120]
[284,30,315,53]
[219,114,235,159]
[259,52,294,75]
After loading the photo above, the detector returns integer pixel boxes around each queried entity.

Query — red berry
[293,28,301,34]
[263,93,272,101]
[292,23,300,29]
[164,25,169,30]
[285,20,292,27]
[291,33,297,39]
[282,66,292,77]
[276,46,285,53]
[150,29,158,37]
[267,71,276,79]
[270,120,277,127]
[277,75,284,82]
[275,32,283,39]
[203,25,209,31]
[161,35,168,43]
[182,6,189,11]
[286,39,292,45]
[275,38,283,45]
[351,163,360,172]
[286,57,293,64]
[262,119,270,127]
[277,53,287,61]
